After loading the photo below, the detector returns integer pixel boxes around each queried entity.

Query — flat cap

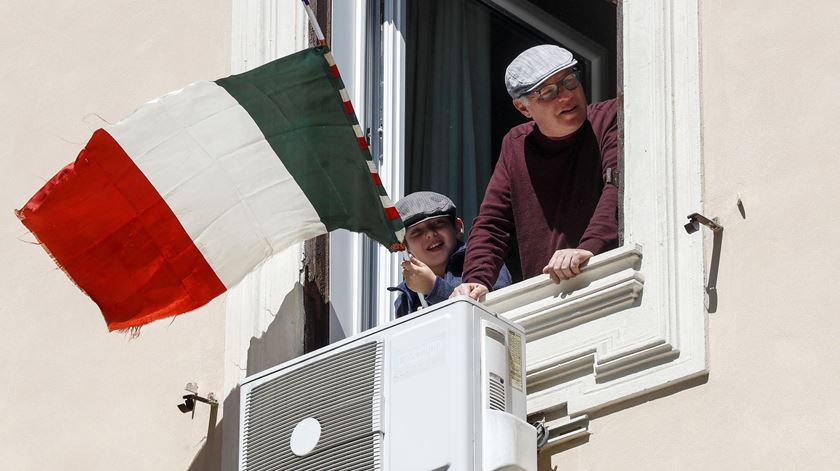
[505,44,578,98]
[395,191,456,230]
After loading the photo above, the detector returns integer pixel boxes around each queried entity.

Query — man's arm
[543,100,618,283]
[460,139,517,289]
[577,99,619,255]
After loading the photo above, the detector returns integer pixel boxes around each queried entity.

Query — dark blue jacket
[389,242,513,318]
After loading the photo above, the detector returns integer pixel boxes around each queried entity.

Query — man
[452,44,618,301]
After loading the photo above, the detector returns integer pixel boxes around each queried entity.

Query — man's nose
[554,86,574,101]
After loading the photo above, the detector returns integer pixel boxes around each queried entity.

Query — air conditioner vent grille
[488,373,506,411]
[242,341,383,471]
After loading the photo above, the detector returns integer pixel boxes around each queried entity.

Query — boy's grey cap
[395,191,457,229]
[505,44,578,98]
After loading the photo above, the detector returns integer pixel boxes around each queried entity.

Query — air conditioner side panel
[386,307,476,470]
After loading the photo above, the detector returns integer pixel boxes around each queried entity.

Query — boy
[389,191,512,317]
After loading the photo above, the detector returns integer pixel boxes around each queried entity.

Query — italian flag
[17,46,405,332]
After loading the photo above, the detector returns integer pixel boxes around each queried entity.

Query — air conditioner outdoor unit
[238,297,536,471]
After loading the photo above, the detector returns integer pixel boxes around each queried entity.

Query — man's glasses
[528,69,580,102]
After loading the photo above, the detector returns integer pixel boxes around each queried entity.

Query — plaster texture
[0,1,232,470]
[548,1,840,469]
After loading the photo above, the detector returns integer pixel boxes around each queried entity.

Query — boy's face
[404,216,464,273]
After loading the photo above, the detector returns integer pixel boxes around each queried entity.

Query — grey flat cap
[395,191,456,229]
[505,45,578,98]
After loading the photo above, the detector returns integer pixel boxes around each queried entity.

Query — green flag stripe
[215,46,403,249]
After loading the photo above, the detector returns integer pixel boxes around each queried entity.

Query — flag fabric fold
[17,46,405,331]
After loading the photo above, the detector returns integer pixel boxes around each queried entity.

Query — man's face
[513,68,587,138]
[404,216,463,273]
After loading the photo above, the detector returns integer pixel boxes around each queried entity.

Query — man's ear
[454,217,465,240]
[513,98,531,118]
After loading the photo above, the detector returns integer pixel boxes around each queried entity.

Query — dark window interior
[405,0,617,281]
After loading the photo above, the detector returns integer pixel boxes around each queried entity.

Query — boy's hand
[450,283,489,302]
[402,255,436,295]
[542,248,593,283]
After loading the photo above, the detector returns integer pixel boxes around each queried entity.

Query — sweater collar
[527,120,590,154]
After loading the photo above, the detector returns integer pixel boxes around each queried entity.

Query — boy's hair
[394,191,457,230]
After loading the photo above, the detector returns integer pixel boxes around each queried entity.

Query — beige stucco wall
[550,2,840,469]
[0,2,232,470]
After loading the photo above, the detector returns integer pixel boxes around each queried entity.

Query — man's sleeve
[462,139,516,288]
[578,99,619,255]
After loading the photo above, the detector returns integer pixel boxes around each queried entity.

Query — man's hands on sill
[450,282,489,302]
[543,248,593,283]
[452,248,592,302]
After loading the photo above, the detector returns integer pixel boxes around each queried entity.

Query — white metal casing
[239,297,535,471]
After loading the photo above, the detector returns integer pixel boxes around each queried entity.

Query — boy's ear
[455,217,465,240]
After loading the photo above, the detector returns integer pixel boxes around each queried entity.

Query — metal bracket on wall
[684,212,723,234]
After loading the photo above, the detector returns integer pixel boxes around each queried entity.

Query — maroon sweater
[463,98,619,288]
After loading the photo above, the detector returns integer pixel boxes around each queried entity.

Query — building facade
[3,1,839,470]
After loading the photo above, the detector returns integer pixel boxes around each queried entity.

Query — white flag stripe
[380,195,395,208]
[324,51,336,67]
[108,81,327,288]
[339,88,350,102]
[366,160,377,173]
[352,124,363,138]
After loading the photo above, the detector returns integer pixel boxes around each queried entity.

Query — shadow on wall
[187,282,307,471]
[537,374,710,470]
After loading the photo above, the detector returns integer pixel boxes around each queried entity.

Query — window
[334,0,706,445]
[404,0,618,281]
[330,0,622,334]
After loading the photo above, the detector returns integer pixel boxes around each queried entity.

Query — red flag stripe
[384,206,400,220]
[370,172,382,186]
[17,129,226,331]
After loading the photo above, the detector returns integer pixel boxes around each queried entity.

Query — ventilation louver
[242,341,384,471]
[488,373,506,411]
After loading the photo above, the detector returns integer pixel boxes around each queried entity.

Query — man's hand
[450,282,489,301]
[402,255,436,295]
[542,249,593,283]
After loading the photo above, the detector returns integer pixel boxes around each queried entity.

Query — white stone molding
[482,0,707,445]
[224,2,309,469]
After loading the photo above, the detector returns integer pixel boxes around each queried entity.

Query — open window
[329,0,621,333]
[332,0,706,449]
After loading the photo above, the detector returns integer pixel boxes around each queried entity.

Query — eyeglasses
[528,69,580,102]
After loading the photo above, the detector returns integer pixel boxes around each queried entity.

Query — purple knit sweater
[463,98,619,288]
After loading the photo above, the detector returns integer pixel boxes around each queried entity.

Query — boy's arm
[393,291,411,318]
[425,276,459,305]
[492,264,513,290]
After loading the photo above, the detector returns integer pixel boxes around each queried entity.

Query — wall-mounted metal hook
[176,382,220,449]
[177,382,218,419]
[684,212,723,234]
